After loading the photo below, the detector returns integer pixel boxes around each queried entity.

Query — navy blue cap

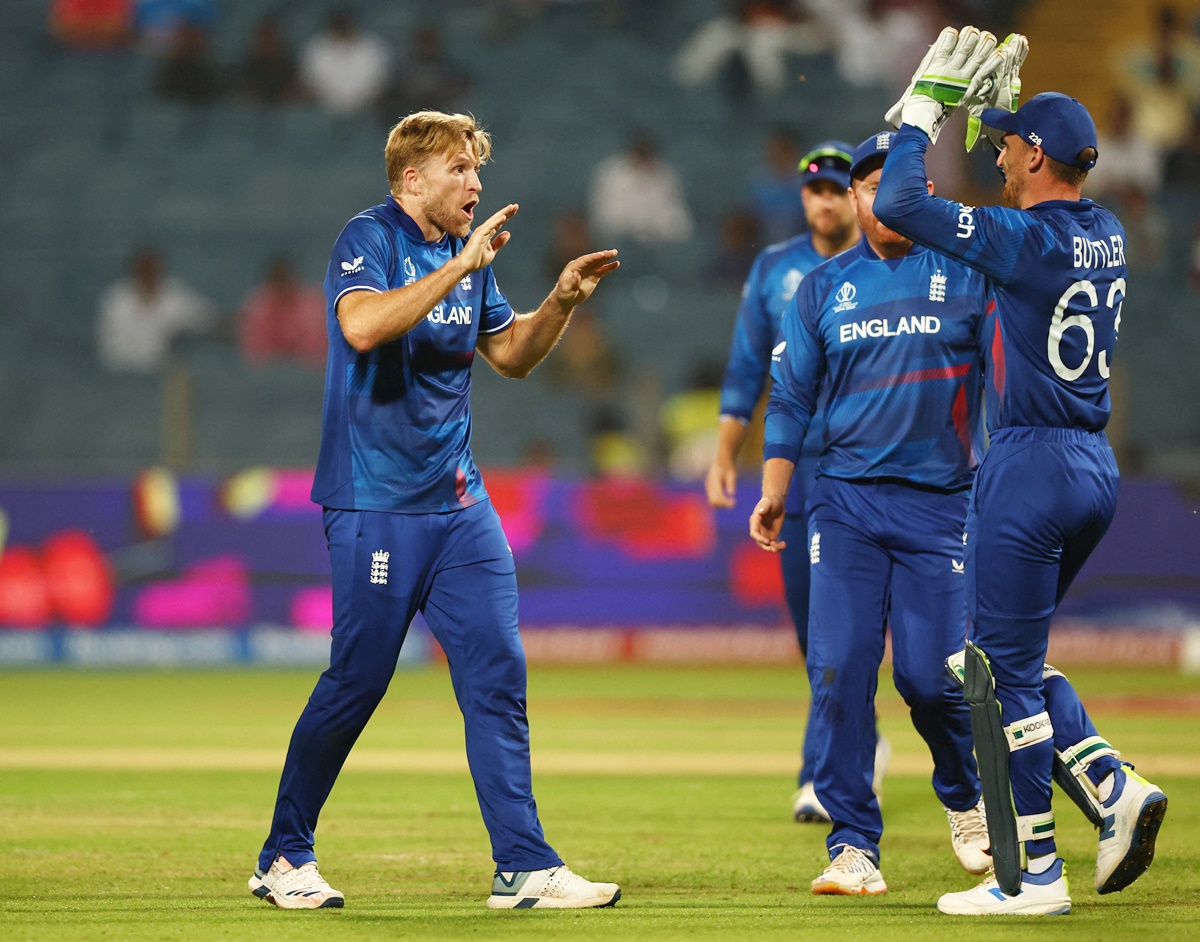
[981,92,1098,169]
[798,140,853,189]
[849,131,895,180]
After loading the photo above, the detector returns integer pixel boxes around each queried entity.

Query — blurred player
[876,27,1168,915]
[750,132,990,896]
[705,140,872,824]
[248,110,621,911]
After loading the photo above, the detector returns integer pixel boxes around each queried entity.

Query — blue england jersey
[720,233,828,512]
[311,197,515,513]
[875,126,1127,434]
[765,238,987,491]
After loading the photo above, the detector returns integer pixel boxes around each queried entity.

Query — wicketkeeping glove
[963,32,1028,152]
[885,26,999,143]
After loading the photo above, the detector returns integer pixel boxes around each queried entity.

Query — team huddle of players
[243,24,1167,917]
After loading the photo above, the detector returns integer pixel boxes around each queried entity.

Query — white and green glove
[885,26,1000,143]
[962,32,1028,152]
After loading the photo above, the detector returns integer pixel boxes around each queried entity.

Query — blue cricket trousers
[967,427,1119,855]
[258,500,562,873]
[806,476,980,864]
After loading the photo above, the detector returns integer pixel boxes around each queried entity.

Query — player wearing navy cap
[706,139,869,825]
[248,110,621,911]
[750,131,991,896]
[877,27,1168,915]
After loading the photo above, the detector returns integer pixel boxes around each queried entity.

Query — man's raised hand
[554,250,620,309]
[963,33,1028,152]
[460,203,519,273]
[885,26,999,143]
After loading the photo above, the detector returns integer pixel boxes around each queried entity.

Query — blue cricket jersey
[311,197,515,513]
[875,126,1127,434]
[720,233,829,512]
[764,238,987,491]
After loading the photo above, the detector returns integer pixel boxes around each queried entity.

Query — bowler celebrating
[248,110,620,911]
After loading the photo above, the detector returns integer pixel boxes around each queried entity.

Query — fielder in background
[249,110,621,911]
[750,131,990,896]
[876,26,1168,916]
[704,140,879,825]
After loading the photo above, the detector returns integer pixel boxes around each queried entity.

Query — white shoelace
[946,802,989,847]
[827,844,877,877]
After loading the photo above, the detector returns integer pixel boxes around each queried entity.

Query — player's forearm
[714,416,750,466]
[337,257,470,352]
[761,457,795,503]
[487,293,574,379]
[874,127,942,241]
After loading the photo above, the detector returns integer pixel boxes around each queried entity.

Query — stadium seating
[0,0,1196,477]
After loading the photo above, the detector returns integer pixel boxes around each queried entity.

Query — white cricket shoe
[486,865,620,909]
[791,781,831,823]
[811,844,887,896]
[945,799,991,874]
[1095,764,1167,894]
[248,856,344,909]
[937,858,1071,915]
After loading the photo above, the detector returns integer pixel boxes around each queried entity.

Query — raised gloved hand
[963,32,1029,152]
[885,26,999,143]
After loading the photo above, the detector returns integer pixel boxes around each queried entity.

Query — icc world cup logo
[835,282,856,305]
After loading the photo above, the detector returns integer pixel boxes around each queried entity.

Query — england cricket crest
[370,550,390,585]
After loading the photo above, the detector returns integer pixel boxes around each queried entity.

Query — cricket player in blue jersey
[705,140,868,824]
[876,26,1168,915]
[750,132,991,896]
[248,111,621,911]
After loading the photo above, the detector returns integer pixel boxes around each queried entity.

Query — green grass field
[2,664,1198,941]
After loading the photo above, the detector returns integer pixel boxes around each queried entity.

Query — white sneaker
[248,856,344,909]
[873,735,891,805]
[945,799,991,874]
[937,858,1071,915]
[486,865,620,909]
[791,781,831,823]
[1095,764,1167,894]
[811,844,887,896]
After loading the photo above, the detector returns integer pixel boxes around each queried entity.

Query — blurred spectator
[709,208,761,287]
[154,24,220,105]
[589,405,648,477]
[299,9,391,116]
[1164,111,1200,186]
[237,257,327,369]
[97,249,217,373]
[810,0,934,92]
[1112,185,1167,271]
[661,361,725,480]
[747,127,806,244]
[542,306,622,403]
[134,0,217,56]
[1114,5,1200,152]
[231,15,301,107]
[542,210,595,282]
[1087,97,1163,202]
[49,0,134,50]
[378,25,471,124]
[673,0,825,96]
[588,133,695,245]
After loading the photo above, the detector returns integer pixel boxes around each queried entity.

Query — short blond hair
[385,111,492,195]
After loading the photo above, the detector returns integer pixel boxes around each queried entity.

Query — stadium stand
[0,0,1197,478]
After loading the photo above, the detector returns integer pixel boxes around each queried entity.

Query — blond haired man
[249,111,620,911]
